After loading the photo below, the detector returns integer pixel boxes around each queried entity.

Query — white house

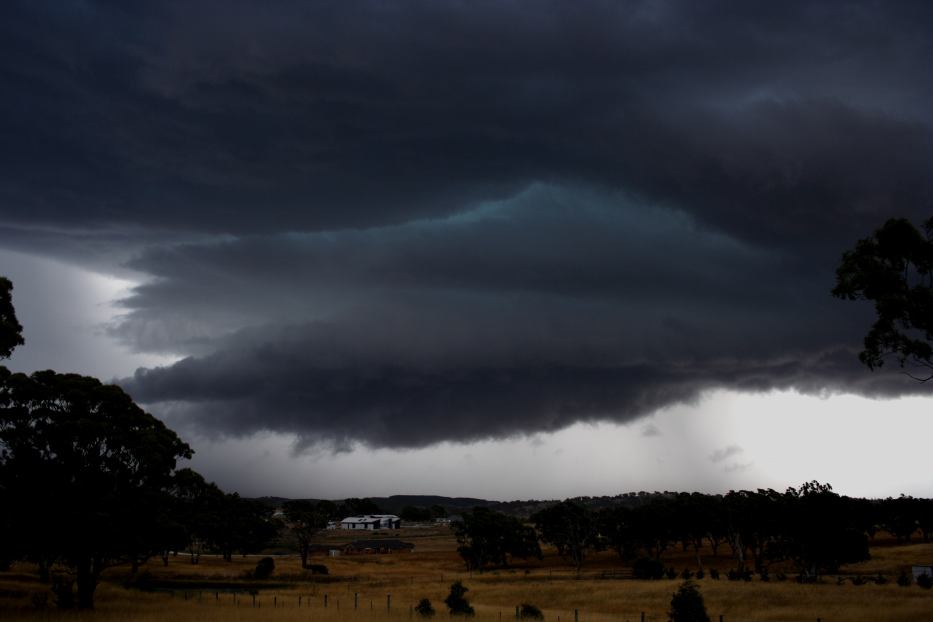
[339,514,401,530]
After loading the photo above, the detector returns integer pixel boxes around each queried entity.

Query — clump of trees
[453,507,540,571]
[0,277,278,608]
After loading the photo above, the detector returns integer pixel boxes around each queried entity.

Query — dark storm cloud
[3,1,933,447]
[3,1,933,240]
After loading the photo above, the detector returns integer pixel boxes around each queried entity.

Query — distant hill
[250,491,679,517]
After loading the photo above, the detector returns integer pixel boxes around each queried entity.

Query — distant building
[912,565,933,580]
[339,514,401,530]
[343,539,414,554]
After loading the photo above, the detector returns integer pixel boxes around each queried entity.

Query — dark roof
[345,539,414,550]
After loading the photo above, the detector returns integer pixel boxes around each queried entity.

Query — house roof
[340,514,400,524]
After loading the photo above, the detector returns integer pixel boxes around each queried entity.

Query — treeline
[455,483,933,580]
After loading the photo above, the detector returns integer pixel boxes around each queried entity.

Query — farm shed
[912,565,933,580]
[343,539,415,555]
[340,514,401,530]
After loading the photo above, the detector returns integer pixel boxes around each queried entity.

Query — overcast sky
[2,1,932,500]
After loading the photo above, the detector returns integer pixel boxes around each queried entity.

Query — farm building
[340,514,401,530]
[343,539,415,554]
[912,565,933,580]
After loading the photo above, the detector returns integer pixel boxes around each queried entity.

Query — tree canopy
[0,276,24,359]
[833,217,933,380]
[453,507,541,570]
[0,367,193,608]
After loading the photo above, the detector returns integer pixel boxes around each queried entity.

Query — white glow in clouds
[0,248,177,379]
[182,390,933,501]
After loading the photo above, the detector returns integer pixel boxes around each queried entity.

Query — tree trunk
[37,558,50,583]
[300,544,309,569]
[75,557,97,609]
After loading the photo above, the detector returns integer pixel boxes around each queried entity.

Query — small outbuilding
[912,565,933,580]
[343,539,415,555]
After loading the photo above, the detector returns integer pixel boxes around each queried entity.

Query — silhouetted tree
[209,493,278,561]
[283,500,330,568]
[0,276,24,359]
[833,217,933,380]
[532,501,598,570]
[444,581,475,616]
[454,507,541,570]
[777,482,869,580]
[668,580,710,622]
[415,598,436,617]
[0,368,192,608]
[167,469,226,564]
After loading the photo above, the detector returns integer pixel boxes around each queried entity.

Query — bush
[775,571,787,582]
[897,571,912,587]
[918,573,933,589]
[253,557,275,580]
[444,581,475,616]
[873,573,887,585]
[759,568,769,582]
[633,557,664,580]
[668,580,710,622]
[665,567,678,580]
[415,598,436,617]
[520,603,544,620]
[680,569,693,580]
[708,568,719,580]
[695,569,704,580]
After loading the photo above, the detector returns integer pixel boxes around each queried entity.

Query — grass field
[1,527,931,621]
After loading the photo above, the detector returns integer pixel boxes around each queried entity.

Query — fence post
[274,596,277,608]
[299,595,302,608]
[516,605,520,619]
[355,593,359,610]
[325,594,329,608]
[640,613,645,622]
[574,609,579,622]
[252,594,256,608]
[388,594,392,613]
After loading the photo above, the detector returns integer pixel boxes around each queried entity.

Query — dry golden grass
[2,529,931,621]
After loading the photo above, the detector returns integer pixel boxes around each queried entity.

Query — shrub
[665,567,678,580]
[253,557,275,580]
[918,573,933,589]
[775,571,787,582]
[695,569,704,580]
[520,603,544,620]
[850,575,865,586]
[896,571,912,587]
[680,569,693,580]
[415,598,436,617]
[633,557,664,580]
[444,581,475,616]
[759,568,769,582]
[708,568,719,580]
[873,573,887,585]
[668,580,710,622]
